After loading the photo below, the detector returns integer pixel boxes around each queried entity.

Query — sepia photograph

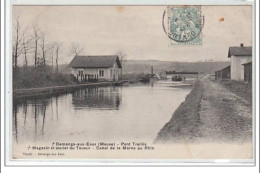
[10,4,254,162]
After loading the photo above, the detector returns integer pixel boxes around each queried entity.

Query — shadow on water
[72,87,122,110]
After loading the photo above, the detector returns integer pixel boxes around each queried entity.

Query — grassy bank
[13,81,120,100]
[155,80,203,143]
[13,66,77,89]
[12,67,136,99]
[218,80,252,106]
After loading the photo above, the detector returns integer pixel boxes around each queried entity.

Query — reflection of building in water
[72,87,122,110]
[12,88,121,143]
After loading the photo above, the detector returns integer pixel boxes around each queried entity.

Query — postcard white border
[2,0,259,167]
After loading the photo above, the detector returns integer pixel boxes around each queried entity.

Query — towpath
[198,74,252,142]
[156,74,252,143]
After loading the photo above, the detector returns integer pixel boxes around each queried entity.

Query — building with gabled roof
[69,55,122,82]
[215,65,231,80]
[228,44,252,81]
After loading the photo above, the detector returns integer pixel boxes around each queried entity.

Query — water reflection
[13,87,122,143]
[13,83,191,144]
[13,103,18,143]
[72,87,121,110]
[13,98,52,143]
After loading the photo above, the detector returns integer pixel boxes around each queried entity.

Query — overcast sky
[13,6,252,64]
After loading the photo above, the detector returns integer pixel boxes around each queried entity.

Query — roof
[69,55,122,68]
[228,46,252,57]
[242,61,252,66]
[215,65,230,72]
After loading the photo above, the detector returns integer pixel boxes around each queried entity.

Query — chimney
[240,43,244,47]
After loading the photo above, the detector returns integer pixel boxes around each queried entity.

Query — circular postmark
[162,6,204,43]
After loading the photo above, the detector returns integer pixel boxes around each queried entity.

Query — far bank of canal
[13,81,127,99]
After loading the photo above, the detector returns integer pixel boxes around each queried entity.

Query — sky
[13,6,253,64]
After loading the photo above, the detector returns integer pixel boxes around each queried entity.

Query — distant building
[242,61,252,83]
[69,55,122,82]
[215,65,230,80]
[228,44,252,81]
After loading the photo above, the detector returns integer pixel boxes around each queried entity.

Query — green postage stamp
[167,6,203,46]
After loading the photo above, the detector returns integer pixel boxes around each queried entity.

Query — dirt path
[198,74,252,143]
[156,75,252,143]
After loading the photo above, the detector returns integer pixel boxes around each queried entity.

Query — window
[99,70,104,77]
[78,70,83,76]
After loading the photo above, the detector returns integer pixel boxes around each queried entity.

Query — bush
[13,66,77,89]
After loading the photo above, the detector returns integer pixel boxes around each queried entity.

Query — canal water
[13,80,192,144]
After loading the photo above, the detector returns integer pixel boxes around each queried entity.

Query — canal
[13,80,192,145]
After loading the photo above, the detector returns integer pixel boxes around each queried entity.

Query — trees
[39,31,48,66]
[13,16,23,68]
[21,31,32,67]
[54,42,62,73]
[70,43,84,56]
[32,26,40,67]
[12,16,67,74]
[49,43,56,69]
[12,21,63,71]
[115,50,126,63]
[115,51,126,79]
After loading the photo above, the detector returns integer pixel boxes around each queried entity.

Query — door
[110,69,113,81]
[113,69,115,81]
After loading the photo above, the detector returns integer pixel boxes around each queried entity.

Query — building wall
[215,71,221,80]
[71,64,120,82]
[244,63,252,82]
[221,66,231,79]
[230,56,251,81]
[215,66,230,80]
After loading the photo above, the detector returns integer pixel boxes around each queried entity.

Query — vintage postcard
[8,3,255,165]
